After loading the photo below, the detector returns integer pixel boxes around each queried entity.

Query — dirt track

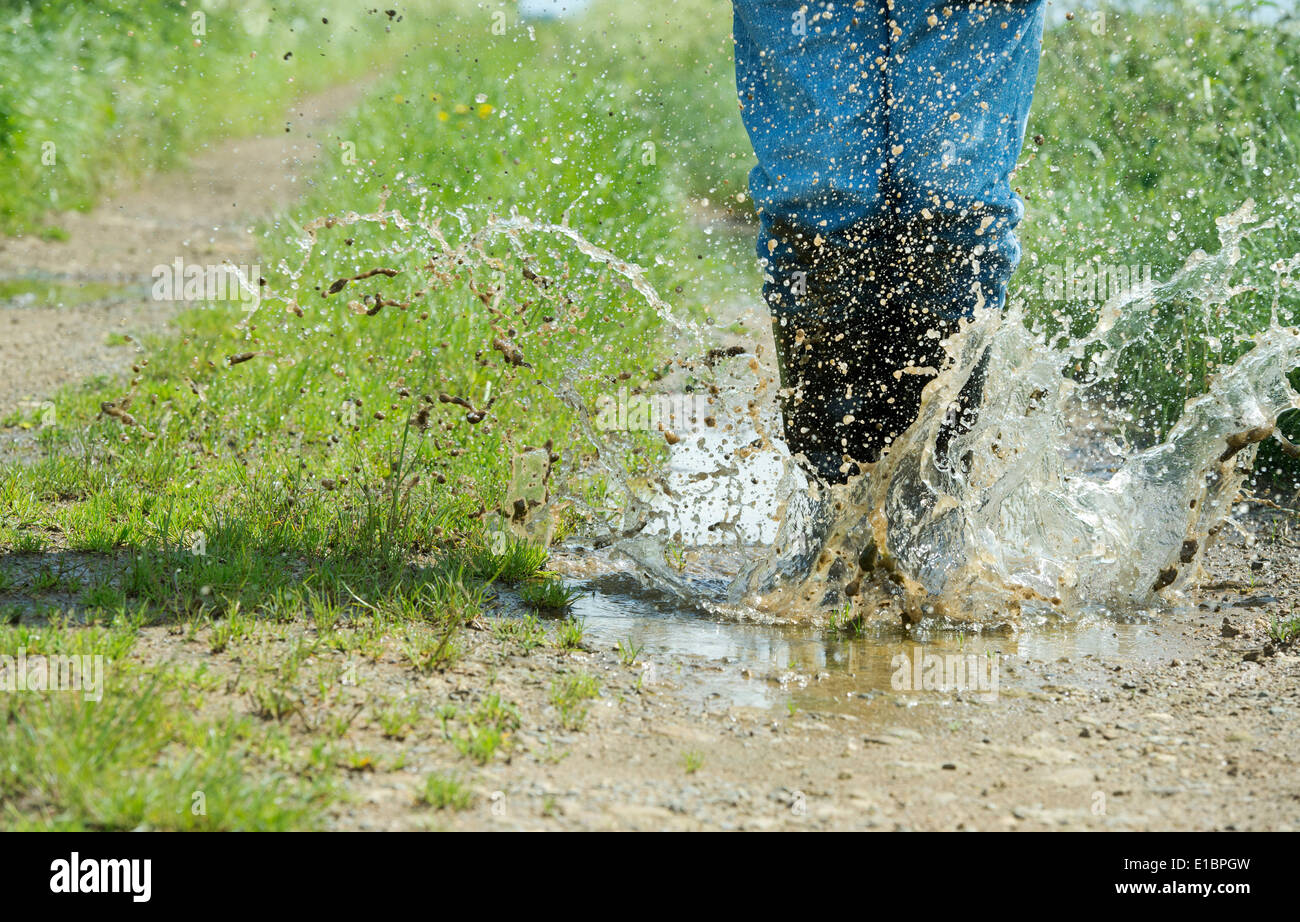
[2,81,1297,831]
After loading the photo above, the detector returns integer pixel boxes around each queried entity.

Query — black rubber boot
[764,221,933,484]
[888,215,1001,474]
[766,252,881,481]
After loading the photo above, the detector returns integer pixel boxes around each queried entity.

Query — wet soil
[99,506,1300,831]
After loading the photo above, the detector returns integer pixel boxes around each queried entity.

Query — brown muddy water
[538,536,1216,714]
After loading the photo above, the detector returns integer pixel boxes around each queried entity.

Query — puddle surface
[548,552,1198,713]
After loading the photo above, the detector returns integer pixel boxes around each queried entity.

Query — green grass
[1268,612,1300,646]
[519,576,582,612]
[1014,3,1300,481]
[550,672,600,731]
[418,772,474,811]
[0,0,730,611]
[616,637,644,666]
[826,603,867,638]
[0,279,135,307]
[552,616,588,652]
[493,613,548,654]
[0,613,329,830]
[449,693,521,765]
[456,540,550,586]
[0,5,709,829]
[372,695,421,741]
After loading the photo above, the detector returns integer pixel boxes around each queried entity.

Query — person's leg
[733,0,891,243]
[733,0,898,482]
[732,1,1044,481]
[884,1,1046,461]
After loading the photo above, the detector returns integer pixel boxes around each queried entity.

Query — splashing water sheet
[269,194,1299,653]
[721,200,1300,627]
[562,199,1299,633]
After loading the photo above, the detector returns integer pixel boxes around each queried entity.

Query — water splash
[263,193,1299,628]
[729,200,1300,624]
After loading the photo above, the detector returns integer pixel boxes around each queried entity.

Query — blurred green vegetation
[1017,2,1300,477]
[0,0,437,232]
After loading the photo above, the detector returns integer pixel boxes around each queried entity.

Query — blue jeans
[733,0,1045,478]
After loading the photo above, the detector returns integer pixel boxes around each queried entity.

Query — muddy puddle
[538,200,1291,717]
[537,551,1200,714]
